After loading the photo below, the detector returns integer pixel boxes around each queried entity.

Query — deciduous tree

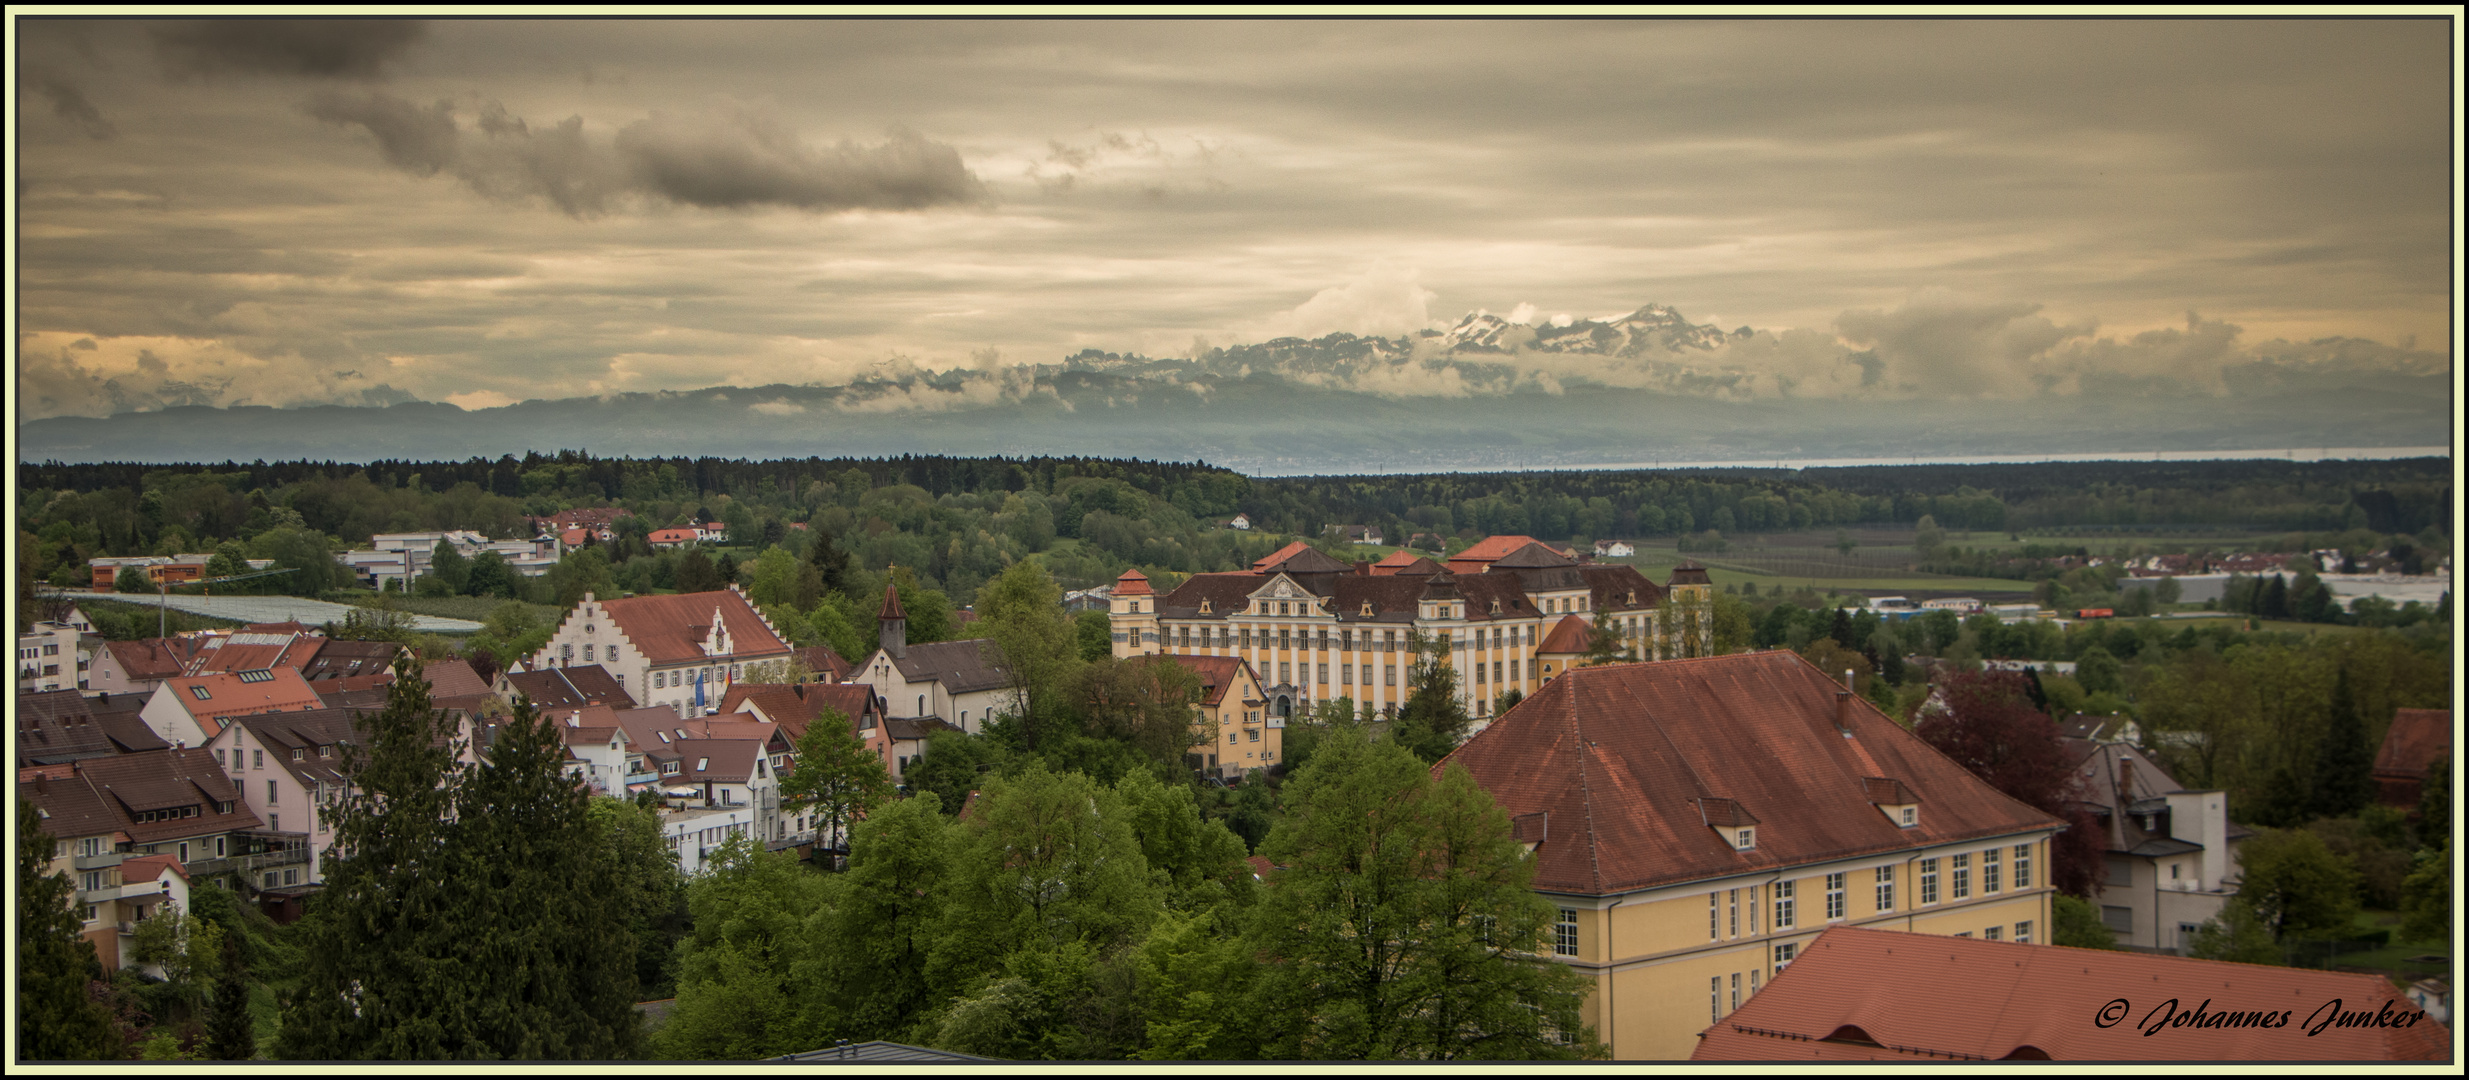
[16,799,125,1060]
[1915,670,2106,896]
[781,709,895,865]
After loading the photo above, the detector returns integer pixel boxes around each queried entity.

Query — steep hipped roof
[1256,544,1352,576]
[1113,569,1154,597]
[1370,551,1444,576]
[595,589,790,665]
[892,639,1011,697]
[1441,652,2062,896]
[1451,534,1562,565]
[1667,559,1713,586]
[791,645,851,683]
[1693,926,2450,1061]
[1250,540,1317,570]
[677,739,766,785]
[420,657,493,703]
[1489,541,1578,569]
[186,631,324,676]
[879,583,907,621]
[2374,708,2451,779]
[502,665,637,712]
[717,682,876,743]
[232,710,370,790]
[297,640,403,683]
[1536,614,1595,656]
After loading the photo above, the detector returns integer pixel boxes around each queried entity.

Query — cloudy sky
[12,17,2455,421]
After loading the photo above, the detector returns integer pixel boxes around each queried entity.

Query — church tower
[878,583,908,660]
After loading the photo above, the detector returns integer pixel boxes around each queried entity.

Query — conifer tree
[2309,668,2375,821]
[450,696,646,1059]
[16,799,125,1060]
[205,936,255,1061]
[1391,631,1472,764]
[277,654,469,1059]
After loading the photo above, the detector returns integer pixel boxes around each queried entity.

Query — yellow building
[1108,539,1712,727]
[1444,651,2063,1060]
[1130,651,1277,778]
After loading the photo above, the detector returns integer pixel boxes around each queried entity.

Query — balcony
[185,830,313,878]
[77,881,164,905]
[72,851,125,872]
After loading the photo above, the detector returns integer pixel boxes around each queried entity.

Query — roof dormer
[1864,777,1920,828]
[1699,796,1760,851]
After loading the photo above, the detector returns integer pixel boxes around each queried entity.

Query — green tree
[1391,631,1472,764]
[1075,609,1114,662]
[650,835,836,1060]
[2419,753,2451,848]
[2234,828,2362,944]
[1132,909,1265,1060]
[805,526,854,595]
[204,935,255,1060]
[930,764,1162,1001]
[2399,840,2451,947]
[976,560,1084,748]
[547,547,619,609]
[743,545,801,609]
[781,709,896,866]
[1072,655,1206,771]
[903,728,1011,814]
[2307,668,2375,821]
[429,540,471,594]
[1113,769,1254,913]
[674,549,724,594]
[127,897,225,1016]
[806,594,870,667]
[1581,606,1636,667]
[451,696,649,1058]
[2050,894,2118,950]
[889,566,955,645]
[831,795,954,1042]
[16,798,126,1060]
[277,654,470,1059]
[2188,899,2283,965]
[2074,644,2123,696]
[246,526,344,596]
[1247,738,1599,1060]
[463,550,518,599]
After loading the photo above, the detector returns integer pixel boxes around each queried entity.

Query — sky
[10,17,2457,422]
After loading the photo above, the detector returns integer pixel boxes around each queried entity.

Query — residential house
[1111,538,1698,724]
[663,804,761,877]
[115,855,193,980]
[530,588,790,718]
[89,637,205,697]
[419,657,498,716]
[1133,653,1272,779]
[1226,513,1251,531]
[551,709,631,801]
[17,689,170,766]
[18,619,90,693]
[140,667,326,749]
[19,749,272,967]
[1443,651,2065,1060]
[498,663,638,714]
[2064,740,2248,953]
[878,717,964,785]
[648,527,702,548]
[1593,539,1637,558]
[850,585,1013,735]
[1693,925,2448,1061]
[2374,708,2451,809]
[207,709,368,890]
[182,629,327,677]
[788,644,852,684]
[2408,979,2451,1027]
[1326,524,1384,546]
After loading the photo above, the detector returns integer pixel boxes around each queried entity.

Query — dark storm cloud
[303,93,984,217]
[151,19,427,79]
[19,67,117,139]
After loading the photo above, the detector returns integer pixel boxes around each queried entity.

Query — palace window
[1952,853,1971,899]
[2015,920,2033,943]
[1920,858,1939,904]
[2015,844,2032,889]
[1555,908,1578,955]
[1984,848,2001,893]
[1875,865,1894,912]
[1825,873,1845,920]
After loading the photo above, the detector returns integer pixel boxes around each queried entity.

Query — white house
[1227,514,1251,531]
[1592,539,1637,558]
[847,586,1013,735]
[662,804,761,877]
[531,588,791,719]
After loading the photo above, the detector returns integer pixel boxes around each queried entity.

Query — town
[15,452,2455,1062]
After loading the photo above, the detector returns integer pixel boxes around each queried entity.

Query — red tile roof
[1694,925,2450,1061]
[1535,613,1594,655]
[1250,540,1317,571]
[421,657,492,700]
[26,748,263,847]
[501,664,637,711]
[2375,708,2451,779]
[1440,652,2062,895]
[596,589,790,666]
[878,584,907,621]
[1113,568,1153,596]
[121,852,190,884]
[715,682,876,743]
[160,668,327,739]
[104,638,203,681]
[648,528,700,545]
[1369,551,1443,575]
[1133,653,1261,708]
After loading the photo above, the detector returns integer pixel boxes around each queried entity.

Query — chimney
[1835,690,1853,732]
[34,773,46,795]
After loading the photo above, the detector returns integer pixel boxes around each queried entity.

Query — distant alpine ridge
[17,304,2449,474]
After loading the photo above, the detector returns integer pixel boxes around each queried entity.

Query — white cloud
[1250,263,1440,341]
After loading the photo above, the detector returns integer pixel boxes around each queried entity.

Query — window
[1773,941,1798,969]
[1875,865,1894,912]
[1901,806,1916,827]
[1248,728,1260,743]
[561,644,572,659]
[80,870,101,892]
[284,868,298,886]
[1748,885,1759,934]
[1711,977,1722,1023]
[271,813,279,832]
[1385,664,1397,686]
[1342,664,1353,685]
[1554,908,1578,956]
[191,685,212,700]
[1729,889,1739,937]
[1954,931,1971,939]
[1734,827,1755,850]
[2017,921,2035,944]
[1773,880,1796,928]
[583,644,594,662]
[1825,872,1845,920]
[2101,906,2133,933]
[1984,848,2001,893]
[1920,858,1939,904]
[1952,853,1971,899]
[1984,925,2002,942]
[292,748,305,761]
[215,749,226,768]
[268,780,278,805]
[1709,893,1719,940]
[1749,969,1760,998]
[2014,844,2032,890]
[1730,973,1741,1012]
[656,672,666,688]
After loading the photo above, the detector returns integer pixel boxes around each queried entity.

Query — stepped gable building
[1442,651,2064,1060]
[1693,925,2448,1061]
[531,588,790,719]
[1109,536,1709,723]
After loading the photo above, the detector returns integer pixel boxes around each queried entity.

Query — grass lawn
[2316,909,2449,986]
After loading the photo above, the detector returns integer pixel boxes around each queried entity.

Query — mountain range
[17,306,2450,474]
